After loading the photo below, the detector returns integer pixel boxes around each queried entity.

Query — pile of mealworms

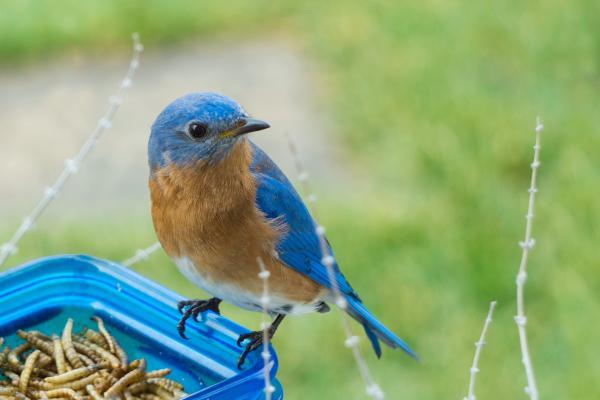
[0,317,187,400]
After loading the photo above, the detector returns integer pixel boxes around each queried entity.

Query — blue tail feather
[345,295,417,360]
[362,324,382,358]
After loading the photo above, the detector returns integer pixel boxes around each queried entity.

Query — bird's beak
[221,118,270,139]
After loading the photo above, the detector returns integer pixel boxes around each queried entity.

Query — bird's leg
[176,298,222,339]
[236,314,285,369]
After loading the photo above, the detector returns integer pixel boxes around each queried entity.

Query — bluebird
[148,92,415,368]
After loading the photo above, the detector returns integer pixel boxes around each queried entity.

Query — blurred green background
[1,0,599,398]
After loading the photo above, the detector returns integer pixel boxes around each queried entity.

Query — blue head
[148,92,270,171]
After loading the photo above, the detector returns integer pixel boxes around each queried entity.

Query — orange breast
[149,140,326,306]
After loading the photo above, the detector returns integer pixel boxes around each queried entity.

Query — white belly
[174,256,322,315]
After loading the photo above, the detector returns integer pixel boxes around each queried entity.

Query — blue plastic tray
[0,255,283,400]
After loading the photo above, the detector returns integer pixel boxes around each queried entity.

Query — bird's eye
[188,123,208,139]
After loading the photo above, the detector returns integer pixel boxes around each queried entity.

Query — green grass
[2,0,600,398]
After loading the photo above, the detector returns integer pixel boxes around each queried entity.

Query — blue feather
[249,142,416,359]
[346,296,417,359]
[363,324,383,358]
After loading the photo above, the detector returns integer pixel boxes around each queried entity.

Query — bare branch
[463,301,497,400]
[122,242,161,267]
[514,117,543,400]
[257,257,276,400]
[286,133,384,399]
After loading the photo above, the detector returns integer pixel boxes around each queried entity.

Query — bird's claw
[176,298,222,339]
[236,315,285,369]
[176,321,188,340]
[236,330,262,347]
[192,306,204,322]
[177,300,195,314]
[236,331,265,369]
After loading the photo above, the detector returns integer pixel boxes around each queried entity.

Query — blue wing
[249,141,417,359]
[249,142,357,297]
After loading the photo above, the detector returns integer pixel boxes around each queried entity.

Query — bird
[148,92,415,368]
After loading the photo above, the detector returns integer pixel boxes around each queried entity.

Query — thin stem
[257,257,275,400]
[121,242,161,267]
[463,301,497,400]
[285,132,384,399]
[514,117,543,400]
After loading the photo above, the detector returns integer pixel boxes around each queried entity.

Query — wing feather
[249,142,357,298]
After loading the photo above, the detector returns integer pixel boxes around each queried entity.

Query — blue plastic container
[0,255,283,400]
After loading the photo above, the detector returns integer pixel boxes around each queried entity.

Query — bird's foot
[236,330,267,369]
[177,298,222,339]
[236,315,285,369]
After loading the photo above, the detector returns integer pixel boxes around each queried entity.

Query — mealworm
[127,361,140,370]
[17,332,53,357]
[52,336,67,375]
[76,354,95,368]
[126,383,146,395]
[0,387,16,395]
[146,379,182,393]
[25,388,44,399]
[0,346,10,367]
[92,370,115,394]
[71,344,101,365]
[61,320,83,369]
[112,341,128,371]
[45,366,99,385]
[82,331,106,350]
[91,377,106,394]
[28,332,50,342]
[8,343,30,369]
[12,332,53,369]
[19,350,41,393]
[90,318,114,354]
[147,384,175,400]
[84,385,103,400]
[142,370,170,379]
[109,368,125,385]
[44,388,82,400]
[71,338,119,370]
[29,380,52,391]
[14,391,31,400]
[4,371,20,386]
[123,390,136,400]
[57,372,99,391]
[36,356,54,370]
[39,398,68,400]
[34,369,56,379]
[103,360,145,398]
[139,394,161,400]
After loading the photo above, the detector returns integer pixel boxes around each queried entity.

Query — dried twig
[121,242,162,267]
[257,257,276,400]
[514,118,543,400]
[286,133,384,399]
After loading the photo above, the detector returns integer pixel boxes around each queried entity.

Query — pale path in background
[0,39,353,219]
[0,34,143,267]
